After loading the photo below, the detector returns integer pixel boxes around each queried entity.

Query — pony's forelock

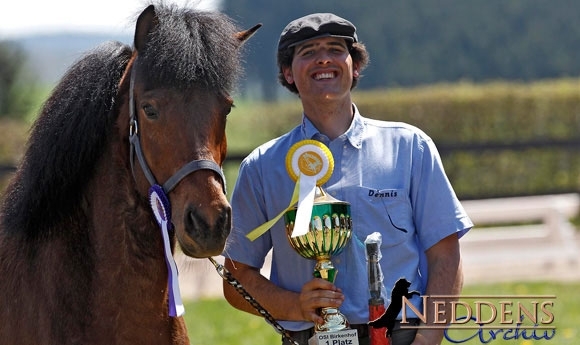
[136,4,243,93]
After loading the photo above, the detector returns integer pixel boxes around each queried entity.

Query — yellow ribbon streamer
[246,180,301,241]
[245,140,333,241]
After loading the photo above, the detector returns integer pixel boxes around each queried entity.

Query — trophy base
[308,329,359,345]
[315,307,349,333]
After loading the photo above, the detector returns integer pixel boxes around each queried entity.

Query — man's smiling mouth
[314,72,335,80]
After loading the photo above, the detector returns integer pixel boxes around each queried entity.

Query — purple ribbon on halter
[149,184,185,317]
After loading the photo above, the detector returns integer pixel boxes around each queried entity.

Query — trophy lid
[313,186,350,206]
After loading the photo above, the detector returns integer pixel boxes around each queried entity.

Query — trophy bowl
[284,187,353,333]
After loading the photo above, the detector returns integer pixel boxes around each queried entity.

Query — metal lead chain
[208,257,300,345]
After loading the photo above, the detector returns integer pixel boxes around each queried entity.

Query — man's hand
[223,259,345,323]
[299,278,345,324]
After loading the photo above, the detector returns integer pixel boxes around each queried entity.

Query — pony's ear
[235,23,262,44]
[134,5,158,52]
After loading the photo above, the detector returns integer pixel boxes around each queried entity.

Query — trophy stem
[313,258,336,283]
[313,258,349,332]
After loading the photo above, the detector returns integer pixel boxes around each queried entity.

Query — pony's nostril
[185,208,206,234]
[218,205,232,237]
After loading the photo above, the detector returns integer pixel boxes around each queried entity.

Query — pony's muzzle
[178,202,232,258]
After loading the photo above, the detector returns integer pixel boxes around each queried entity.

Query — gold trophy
[284,188,352,331]
[283,140,358,345]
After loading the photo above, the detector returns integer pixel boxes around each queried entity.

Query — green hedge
[227,79,580,199]
[353,79,580,144]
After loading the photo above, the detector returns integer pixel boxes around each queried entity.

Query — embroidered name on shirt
[368,190,397,198]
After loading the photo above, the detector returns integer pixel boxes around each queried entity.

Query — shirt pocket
[354,187,414,248]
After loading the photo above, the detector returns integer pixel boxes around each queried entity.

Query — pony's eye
[142,104,159,119]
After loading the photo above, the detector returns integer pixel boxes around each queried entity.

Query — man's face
[283,37,356,101]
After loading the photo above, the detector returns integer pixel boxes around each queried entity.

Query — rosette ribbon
[149,184,185,317]
[246,140,334,240]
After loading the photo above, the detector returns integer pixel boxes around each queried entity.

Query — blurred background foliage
[223,0,580,100]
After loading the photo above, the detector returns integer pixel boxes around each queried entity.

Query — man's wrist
[413,327,443,345]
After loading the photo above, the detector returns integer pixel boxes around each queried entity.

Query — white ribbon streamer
[292,173,317,237]
[149,186,184,317]
[159,217,185,317]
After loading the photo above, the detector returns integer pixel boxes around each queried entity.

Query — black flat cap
[278,13,358,51]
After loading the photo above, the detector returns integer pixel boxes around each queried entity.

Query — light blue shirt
[224,105,472,331]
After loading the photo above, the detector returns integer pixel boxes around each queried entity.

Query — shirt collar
[300,104,364,149]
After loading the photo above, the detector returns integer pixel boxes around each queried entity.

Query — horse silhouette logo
[369,278,420,338]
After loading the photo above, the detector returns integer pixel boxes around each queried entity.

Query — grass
[183,281,579,345]
[183,298,281,345]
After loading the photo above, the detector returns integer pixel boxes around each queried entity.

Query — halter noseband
[128,67,226,194]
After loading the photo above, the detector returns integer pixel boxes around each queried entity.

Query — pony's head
[126,4,260,257]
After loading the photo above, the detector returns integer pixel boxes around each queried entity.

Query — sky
[1,0,221,39]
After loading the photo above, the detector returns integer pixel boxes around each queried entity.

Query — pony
[0,3,260,344]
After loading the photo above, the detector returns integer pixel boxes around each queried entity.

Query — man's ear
[353,62,361,77]
[283,68,294,84]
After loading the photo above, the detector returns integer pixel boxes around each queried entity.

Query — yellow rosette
[246,140,334,241]
[285,139,334,186]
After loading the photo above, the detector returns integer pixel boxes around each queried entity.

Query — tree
[0,40,36,119]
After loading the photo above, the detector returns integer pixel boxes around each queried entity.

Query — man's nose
[315,50,331,64]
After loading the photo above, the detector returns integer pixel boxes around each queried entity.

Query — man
[222,13,472,345]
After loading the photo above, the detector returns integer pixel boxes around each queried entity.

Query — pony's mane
[0,41,132,235]
[135,3,244,92]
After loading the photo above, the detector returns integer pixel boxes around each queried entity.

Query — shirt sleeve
[222,155,272,269]
[410,133,473,250]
